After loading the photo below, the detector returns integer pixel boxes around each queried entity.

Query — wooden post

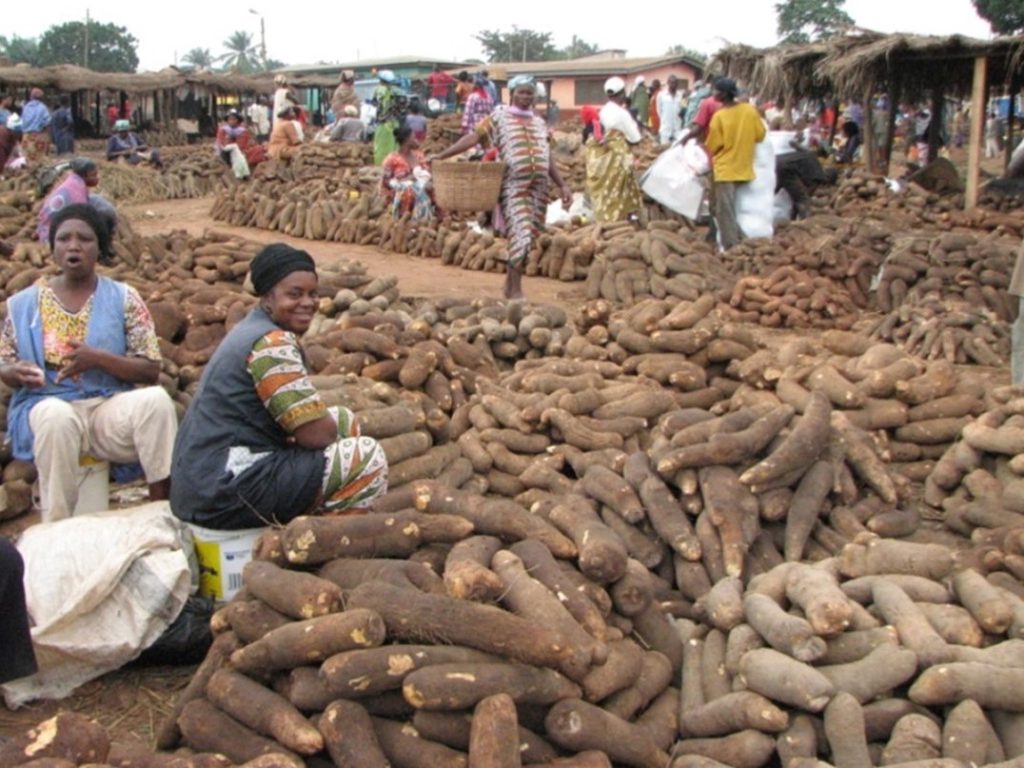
[862,86,876,172]
[883,77,899,177]
[966,55,988,209]
[928,89,944,164]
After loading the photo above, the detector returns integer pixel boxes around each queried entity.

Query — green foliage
[562,35,599,59]
[665,44,709,64]
[181,48,214,70]
[973,0,1024,33]
[776,0,854,43]
[476,27,560,62]
[219,30,259,74]
[37,21,139,72]
[0,35,43,67]
[261,59,286,72]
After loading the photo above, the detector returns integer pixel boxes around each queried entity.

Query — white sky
[7,0,994,72]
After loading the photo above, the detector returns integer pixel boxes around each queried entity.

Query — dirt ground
[120,197,588,308]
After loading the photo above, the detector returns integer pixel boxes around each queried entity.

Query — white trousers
[29,386,178,522]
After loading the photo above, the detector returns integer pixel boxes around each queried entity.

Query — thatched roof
[713,32,1024,102]
[0,64,275,95]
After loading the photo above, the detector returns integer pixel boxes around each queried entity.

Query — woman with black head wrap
[170,243,388,530]
[0,203,177,522]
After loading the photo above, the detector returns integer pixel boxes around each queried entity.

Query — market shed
[714,32,1024,208]
[0,64,274,137]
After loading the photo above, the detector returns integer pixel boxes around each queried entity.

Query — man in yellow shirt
[705,78,766,250]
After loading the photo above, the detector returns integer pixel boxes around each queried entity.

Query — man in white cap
[330,105,366,142]
[656,75,684,144]
[630,75,650,127]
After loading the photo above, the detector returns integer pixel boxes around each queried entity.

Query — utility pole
[83,8,90,68]
[249,9,267,69]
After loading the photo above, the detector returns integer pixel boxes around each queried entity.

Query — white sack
[3,502,192,707]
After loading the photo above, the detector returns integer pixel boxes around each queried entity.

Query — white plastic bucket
[187,523,268,601]
[73,456,110,516]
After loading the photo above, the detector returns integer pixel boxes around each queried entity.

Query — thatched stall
[714,33,1024,207]
[0,65,274,138]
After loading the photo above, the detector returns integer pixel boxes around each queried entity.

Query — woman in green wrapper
[585,77,644,223]
[373,70,404,165]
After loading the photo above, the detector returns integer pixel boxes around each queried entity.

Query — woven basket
[432,161,506,212]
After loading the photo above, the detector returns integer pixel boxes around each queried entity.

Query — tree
[37,21,139,72]
[219,31,259,74]
[261,58,286,72]
[665,44,709,65]
[561,35,599,60]
[972,0,1024,33]
[475,27,561,62]
[0,35,43,67]
[776,0,854,44]
[181,47,214,70]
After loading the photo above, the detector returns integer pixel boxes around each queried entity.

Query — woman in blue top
[0,204,177,521]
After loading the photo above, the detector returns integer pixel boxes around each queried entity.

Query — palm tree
[181,47,214,70]
[219,31,257,74]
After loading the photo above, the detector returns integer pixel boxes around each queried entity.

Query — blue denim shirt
[20,100,51,133]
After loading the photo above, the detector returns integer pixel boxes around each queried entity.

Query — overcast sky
[7,0,994,71]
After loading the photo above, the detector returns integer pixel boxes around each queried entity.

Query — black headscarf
[250,243,317,295]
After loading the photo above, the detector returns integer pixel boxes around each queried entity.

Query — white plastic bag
[546,193,593,225]
[640,140,709,221]
[735,137,776,240]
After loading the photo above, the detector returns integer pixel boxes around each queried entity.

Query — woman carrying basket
[431,75,572,300]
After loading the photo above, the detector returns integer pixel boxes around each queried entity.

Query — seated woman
[170,244,388,530]
[36,158,98,242]
[267,106,303,162]
[380,125,434,222]
[835,119,862,165]
[0,204,177,522]
[106,120,162,168]
[215,110,265,179]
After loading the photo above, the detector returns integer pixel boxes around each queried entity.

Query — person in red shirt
[106,103,119,132]
[426,64,456,110]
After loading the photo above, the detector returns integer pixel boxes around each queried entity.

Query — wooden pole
[863,86,876,172]
[928,89,943,164]
[883,77,899,177]
[966,55,987,210]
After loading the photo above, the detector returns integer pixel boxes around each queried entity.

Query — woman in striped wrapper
[432,75,572,299]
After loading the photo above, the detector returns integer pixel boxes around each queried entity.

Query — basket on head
[432,160,506,212]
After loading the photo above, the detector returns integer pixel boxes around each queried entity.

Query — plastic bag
[640,140,709,220]
[134,595,214,666]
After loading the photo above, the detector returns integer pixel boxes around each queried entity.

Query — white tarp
[640,139,710,221]
[2,502,192,708]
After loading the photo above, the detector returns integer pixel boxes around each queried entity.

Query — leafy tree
[219,30,259,74]
[561,35,599,60]
[181,47,214,70]
[776,0,854,44]
[665,44,709,65]
[972,0,1024,33]
[475,27,561,62]
[261,58,286,72]
[37,21,139,72]
[0,35,43,67]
